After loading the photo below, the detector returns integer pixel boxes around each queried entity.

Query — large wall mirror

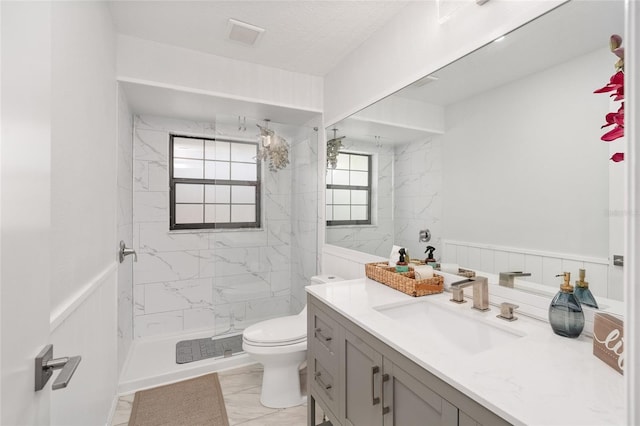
[325,0,625,302]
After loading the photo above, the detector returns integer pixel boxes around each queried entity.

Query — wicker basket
[365,262,444,297]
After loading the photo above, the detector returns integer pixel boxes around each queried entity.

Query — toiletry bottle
[574,268,599,309]
[548,272,585,338]
[396,248,409,273]
[424,246,437,266]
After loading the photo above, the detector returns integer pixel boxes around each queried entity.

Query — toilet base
[259,357,306,408]
[242,340,307,409]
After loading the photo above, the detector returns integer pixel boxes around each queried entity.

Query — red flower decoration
[594,71,624,101]
[595,35,624,160]
[611,153,624,162]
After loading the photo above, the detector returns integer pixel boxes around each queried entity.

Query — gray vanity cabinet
[382,359,459,426]
[342,330,456,426]
[344,330,383,426]
[308,294,512,426]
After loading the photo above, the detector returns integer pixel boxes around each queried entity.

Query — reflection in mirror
[325,0,625,302]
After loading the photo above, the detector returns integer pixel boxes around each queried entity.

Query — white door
[1,2,54,424]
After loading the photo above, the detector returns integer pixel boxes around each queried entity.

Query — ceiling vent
[226,18,265,47]
[412,75,439,88]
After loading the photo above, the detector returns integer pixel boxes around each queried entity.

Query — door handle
[35,344,82,391]
[314,327,332,342]
[382,373,390,415]
[371,366,380,405]
[314,372,332,391]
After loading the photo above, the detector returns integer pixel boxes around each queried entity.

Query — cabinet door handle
[371,366,380,405]
[314,372,332,390]
[314,327,332,342]
[382,373,390,415]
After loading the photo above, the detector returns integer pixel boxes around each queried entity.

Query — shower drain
[176,334,244,364]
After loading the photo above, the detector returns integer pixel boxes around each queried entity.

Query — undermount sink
[375,299,523,356]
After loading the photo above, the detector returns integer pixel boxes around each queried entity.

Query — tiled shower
[117,107,319,356]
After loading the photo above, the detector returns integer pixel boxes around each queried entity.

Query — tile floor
[111,363,324,425]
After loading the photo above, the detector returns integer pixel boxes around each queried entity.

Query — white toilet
[242,275,342,408]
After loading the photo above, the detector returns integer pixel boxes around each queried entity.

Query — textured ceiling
[108,1,410,76]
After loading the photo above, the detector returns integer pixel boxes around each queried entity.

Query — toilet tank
[310,275,343,285]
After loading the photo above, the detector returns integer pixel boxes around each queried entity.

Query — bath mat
[176,334,244,364]
[128,373,229,426]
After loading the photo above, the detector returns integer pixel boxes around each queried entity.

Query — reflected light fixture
[374,135,382,148]
[493,36,506,43]
[327,128,345,169]
[257,119,289,172]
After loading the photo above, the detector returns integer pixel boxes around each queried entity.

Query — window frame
[169,134,261,230]
[326,151,372,226]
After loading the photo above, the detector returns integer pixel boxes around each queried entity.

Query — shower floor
[118,329,253,395]
[176,334,244,364]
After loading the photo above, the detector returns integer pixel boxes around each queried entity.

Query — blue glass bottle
[574,268,599,309]
[548,272,584,338]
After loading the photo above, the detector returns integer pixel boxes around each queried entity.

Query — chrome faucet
[498,271,531,288]
[450,276,490,311]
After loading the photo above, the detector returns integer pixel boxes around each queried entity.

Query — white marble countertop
[306,277,625,426]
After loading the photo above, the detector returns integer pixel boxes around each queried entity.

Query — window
[326,152,372,226]
[170,135,260,230]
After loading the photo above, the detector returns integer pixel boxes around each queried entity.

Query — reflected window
[326,152,371,226]
[170,135,260,230]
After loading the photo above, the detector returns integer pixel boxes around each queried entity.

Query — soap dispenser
[574,268,599,309]
[548,272,585,338]
[396,248,409,273]
[424,246,437,266]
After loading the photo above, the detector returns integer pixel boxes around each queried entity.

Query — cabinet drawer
[311,357,337,415]
[311,310,339,357]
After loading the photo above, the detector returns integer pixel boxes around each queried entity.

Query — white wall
[50,267,117,426]
[323,1,564,126]
[117,35,323,113]
[442,48,611,259]
[321,244,386,281]
[117,85,134,376]
[48,2,118,425]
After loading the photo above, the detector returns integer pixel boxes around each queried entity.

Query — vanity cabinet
[343,330,383,426]
[308,294,511,426]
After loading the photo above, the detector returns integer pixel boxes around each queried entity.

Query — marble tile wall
[132,115,316,338]
[325,140,394,258]
[117,85,134,373]
[393,138,443,263]
[290,131,319,312]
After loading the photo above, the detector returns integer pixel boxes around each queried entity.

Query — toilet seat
[242,314,306,347]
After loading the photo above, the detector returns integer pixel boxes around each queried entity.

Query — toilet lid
[243,315,307,346]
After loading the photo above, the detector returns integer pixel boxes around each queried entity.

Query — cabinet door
[459,411,480,426]
[383,360,458,426]
[344,330,384,426]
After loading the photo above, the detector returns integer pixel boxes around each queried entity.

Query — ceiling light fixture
[226,18,265,46]
[327,129,345,169]
[257,119,289,172]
